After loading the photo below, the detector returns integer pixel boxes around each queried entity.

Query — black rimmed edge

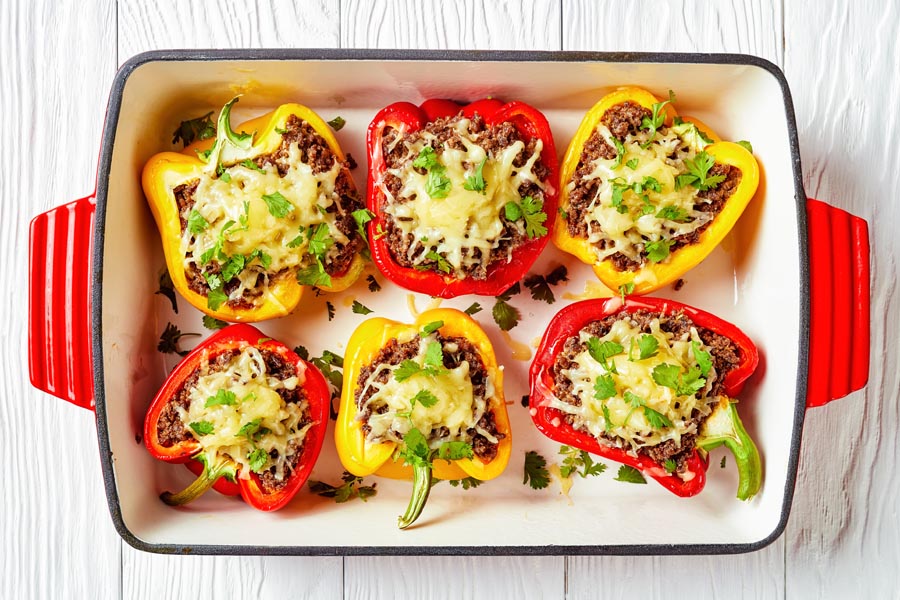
[91,48,809,557]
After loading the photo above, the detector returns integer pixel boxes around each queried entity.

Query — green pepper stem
[160,457,235,506]
[697,398,762,501]
[397,462,433,530]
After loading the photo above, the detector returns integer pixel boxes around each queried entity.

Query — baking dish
[28,49,870,555]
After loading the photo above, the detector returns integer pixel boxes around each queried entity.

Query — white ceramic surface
[98,56,801,550]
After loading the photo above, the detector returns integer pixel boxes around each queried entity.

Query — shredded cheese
[381,118,544,278]
[569,121,720,266]
[177,345,313,482]
[357,334,496,448]
[176,136,349,306]
[550,317,718,452]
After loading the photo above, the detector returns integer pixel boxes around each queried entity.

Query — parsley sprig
[640,90,675,147]
[523,450,551,490]
[308,471,377,503]
[559,446,607,479]
[675,150,726,191]
[504,195,548,239]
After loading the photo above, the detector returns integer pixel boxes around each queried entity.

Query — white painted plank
[117,2,343,598]
[117,0,340,59]
[562,0,783,63]
[561,2,786,597]
[0,1,121,599]
[341,0,562,50]
[344,556,566,600]
[340,2,565,597]
[784,1,900,598]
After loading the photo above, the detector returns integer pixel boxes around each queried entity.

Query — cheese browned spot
[175,116,365,309]
[565,103,742,272]
[354,331,502,462]
[550,310,740,473]
[379,114,549,280]
[167,345,314,490]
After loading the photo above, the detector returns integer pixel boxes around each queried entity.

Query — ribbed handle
[28,195,96,410]
[806,198,870,408]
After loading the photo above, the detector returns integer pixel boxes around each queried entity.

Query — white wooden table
[4,1,897,597]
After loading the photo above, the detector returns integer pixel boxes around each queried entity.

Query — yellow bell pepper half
[553,87,760,295]
[336,308,511,482]
[142,101,366,322]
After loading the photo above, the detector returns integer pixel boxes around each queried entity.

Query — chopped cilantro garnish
[675,150,726,191]
[652,363,706,397]
[593,374,617,401]
[366,275,382,292]
[559,445,607,479]
[261,192,293,218]
[189,421,215,436]
[308,471,377,503]
[204,389,237,408]
[614,465,647,484]
[504,196,548,239]
[188,209,209,234]
[240,159,266,174]
[327,116,346,131]
[463,157,487,193]
[410,389,439,409]
[202,315,229,330]
[157,323,199,356]
[523,451,551,490]
[172,111,215,147]
[464,302,483,316]
[645,238,674,263]
[351,300,373,315]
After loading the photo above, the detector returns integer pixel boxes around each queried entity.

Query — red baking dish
[28,50,869,555]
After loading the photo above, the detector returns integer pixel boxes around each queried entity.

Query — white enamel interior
[99,57,801,551]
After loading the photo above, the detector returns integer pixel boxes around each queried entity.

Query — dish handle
[805,198,870,408]
[28,195,96,411]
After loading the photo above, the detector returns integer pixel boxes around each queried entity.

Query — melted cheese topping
[381,118,544,278]
[177,345,313,482]
[549,317,718,452]
[181,141,348,304]
[357,334,497,447]
[569,121,718,265]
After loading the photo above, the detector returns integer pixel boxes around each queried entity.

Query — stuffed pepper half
[143,98,369,322]
[144,324,330,511]
[554,87,759,295]
[529,297,761,499]
[336,308,511,528]
[366,98,559,297]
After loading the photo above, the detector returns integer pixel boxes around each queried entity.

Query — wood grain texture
[783,1,900,598]
[117,3,343,599]
[2,1,122,599]
[562,2,785,597]
[341,0,562,50]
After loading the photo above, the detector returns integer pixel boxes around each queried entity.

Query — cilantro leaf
[692,340,713,377]
[307,223,334,259]
[398,428,431,469]
[220,253,246,282]
[640,90,674,146]
[189,421,214,436]
[261,192,294,218]
[410,389,440,409]
[626,158,639,170]
[645,238,674,263]
[681,151,726,191]
[172,111,215,147]
[308,471,378,503]
[448,477,482,490]
[437,441,473,461]
[664,459,678,473]
[325,301,335,321]
[736,140,753,153]
[617,282,635,302]
[586,338,624,373]
[611,137,626,169]
[155,269,179,313]
[504,201,522,221]
[559,445,608,479]
[601,404,614,432]
[520,196,548,238]
[293,345,310,360]
[720,456,727,468]
[351,208,374,238]
[413,146,440,170]
[366,274,381,292]
[240,159,266,174]
[188,209,209,234]
[614,465,647,484]
[296,262,331,288]
[524,274,555,304]
[327,116,346,131]
[248,448,268,473]
[523,451,551,490]
[492,299,520,331]
[643,406,674,429]
[497,282,521,301]
[205,389,237,408]
[207,288,229,311]
[157,323,199,356]
[546,265,568,285]
[351,300,373,315]
[637,335,659,360]
[238,418,263,441]
[593,375,617,401]
[202,315,229,330]
[420,320,444,336]
[424,251,451,273]
[423,341,445,372]
[463,157,487,193]
[464,302,483,316]
[656,205,690,222]
[394,360,422,382]
[426,169,452,198]
[652,363,707,397]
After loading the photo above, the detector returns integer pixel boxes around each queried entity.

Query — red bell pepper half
[144,324,330,511]
[365,98,559,298]
[529,296,760,498]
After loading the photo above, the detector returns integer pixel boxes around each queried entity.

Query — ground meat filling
[550,310,740,472]
[354,334,503,462]
[178,115,366,307]
[565,102,743,272]
[155,347,310,493]
[380,113,549,280]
